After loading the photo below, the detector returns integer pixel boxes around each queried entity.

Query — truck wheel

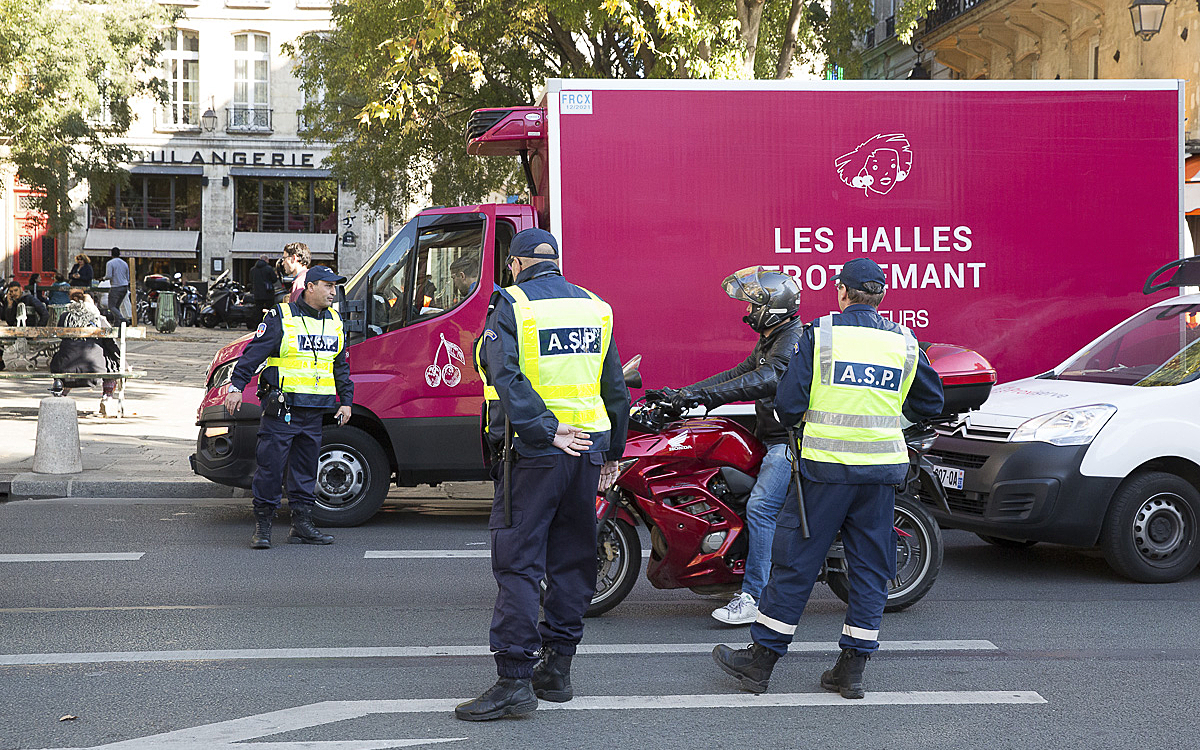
[1100,471,1200,583]
[976,534,1038,549]
[312,425,390,527]
[826,494,943,613]
[586,518,641,617]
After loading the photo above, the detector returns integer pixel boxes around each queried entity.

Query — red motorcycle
[586,345,996,617]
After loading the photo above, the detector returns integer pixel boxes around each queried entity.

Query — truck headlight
[1008,404,1117,446]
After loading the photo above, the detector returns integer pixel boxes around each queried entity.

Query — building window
[230,33,271,131]
[160,29,200,128]
[235,178,337,233]
[1089,39,1100,79]
[90,176,203,230]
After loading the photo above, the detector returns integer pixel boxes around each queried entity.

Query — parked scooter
[174,273,203,327]
[586,345,996,617]
[200,270,261,330]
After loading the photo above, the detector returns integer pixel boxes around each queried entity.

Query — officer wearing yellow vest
[225,266,353,549]
[713,258,943,698]
[457,228,630,722]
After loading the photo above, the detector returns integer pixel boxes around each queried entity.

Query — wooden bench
[0,325,148,418]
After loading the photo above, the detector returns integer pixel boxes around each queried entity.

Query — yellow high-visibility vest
[800,315,918,466]
[506,285,613,432]
[265,304,344,398]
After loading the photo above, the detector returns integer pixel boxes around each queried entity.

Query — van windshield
[1056,303,1200,386]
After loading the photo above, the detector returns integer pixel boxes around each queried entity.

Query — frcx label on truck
[560,91,592,115]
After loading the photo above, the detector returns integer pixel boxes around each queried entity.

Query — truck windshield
[1057,303,1200,386]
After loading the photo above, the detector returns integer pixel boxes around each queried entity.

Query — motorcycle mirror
[621,355,642,389]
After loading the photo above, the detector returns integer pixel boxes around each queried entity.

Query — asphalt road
[2,494,1200,750]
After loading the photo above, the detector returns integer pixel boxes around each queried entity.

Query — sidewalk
[0,326,491,503]
[0,327,247,499]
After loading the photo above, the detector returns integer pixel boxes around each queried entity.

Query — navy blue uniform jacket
[231,299,353,408]
[776,304,943,485]
[481,262,630,460]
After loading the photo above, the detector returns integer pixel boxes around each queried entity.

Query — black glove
[644,387,675,404]
[669,387,708,411]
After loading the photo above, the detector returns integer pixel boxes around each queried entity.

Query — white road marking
[364,549,654,558]
[0,640,996,666]
[28,692,1046,750]
[0,553,144,563]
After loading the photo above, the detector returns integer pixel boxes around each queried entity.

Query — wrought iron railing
[226,107,273,132]
[885,15,896,37]
[925,0,987,31]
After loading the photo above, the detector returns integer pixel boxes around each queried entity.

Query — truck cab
[193,203,530,525]
[925,258,1200,583]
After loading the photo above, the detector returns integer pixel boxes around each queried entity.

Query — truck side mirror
[337,286,365,334]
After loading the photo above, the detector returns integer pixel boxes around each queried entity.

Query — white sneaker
[712,592,758,625]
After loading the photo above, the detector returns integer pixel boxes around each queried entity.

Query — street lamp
[1129,0,1168,40]
[200,100,218,132]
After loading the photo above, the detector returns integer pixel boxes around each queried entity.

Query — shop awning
[1187,154,1200,216]
[231,232,336,260]
[83,229,200,258]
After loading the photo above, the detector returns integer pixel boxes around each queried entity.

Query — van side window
[410,221,486,323]
[366,222,418,336]
[494,221,515,287]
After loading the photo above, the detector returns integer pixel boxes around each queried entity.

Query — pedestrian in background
[2,281,48,326]
[69,254,94,289]
[456,228,630,722]
[249,254,278,325]
[49,290,118,404]
[224,266,352,549]
[282,242,311,303]
[104,248,130,324]
[712,258,943,699]
[47,275,72,306]
[25,273,46,304]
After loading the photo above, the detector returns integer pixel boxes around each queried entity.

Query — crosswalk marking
[0,553,144,563]
[0,640,997,666]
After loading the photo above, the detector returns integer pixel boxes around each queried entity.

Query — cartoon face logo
[835,134,913,196]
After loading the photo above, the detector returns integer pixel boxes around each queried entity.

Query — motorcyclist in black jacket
[651,267,806,626]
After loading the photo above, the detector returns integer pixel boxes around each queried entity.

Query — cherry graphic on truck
[426,333,465,387]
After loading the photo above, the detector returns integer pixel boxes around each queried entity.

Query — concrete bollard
[32,397,83,474]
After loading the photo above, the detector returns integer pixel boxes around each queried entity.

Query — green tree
[0,0,175,233]
[290,0,876,219]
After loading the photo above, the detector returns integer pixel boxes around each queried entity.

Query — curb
[4,473,247,501]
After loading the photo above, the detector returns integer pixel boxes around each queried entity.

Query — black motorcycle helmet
[721,266,802,333]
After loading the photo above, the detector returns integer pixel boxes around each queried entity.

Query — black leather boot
[454,678,538,721]
[532,647,573,702]
[288,506,333,545]
[712,642,781,694]
[250,508,273,549]
[820,648,869,699]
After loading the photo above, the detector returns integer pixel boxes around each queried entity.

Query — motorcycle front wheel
[585,518,641,617]
[826,493,943,613]
[200,311,218,328]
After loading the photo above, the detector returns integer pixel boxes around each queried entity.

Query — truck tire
[1100,471,1200,583]
[586,518,641,617]
[312,425,390,527]
[826,494,943,613]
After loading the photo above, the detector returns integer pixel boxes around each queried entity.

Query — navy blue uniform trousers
[251,408,324,511]
[750,478,896,656]
[489,450,602,679]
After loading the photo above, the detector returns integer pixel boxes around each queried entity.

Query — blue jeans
[741,442,799,601]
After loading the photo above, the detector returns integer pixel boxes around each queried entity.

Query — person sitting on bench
[48,290,118,402]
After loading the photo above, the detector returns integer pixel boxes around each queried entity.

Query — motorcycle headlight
[1008,404,1117,446]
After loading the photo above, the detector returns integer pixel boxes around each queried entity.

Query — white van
[924,257,1200,582]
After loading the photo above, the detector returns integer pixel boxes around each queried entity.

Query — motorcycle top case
[923,343,995,417]
[143,274,175,292]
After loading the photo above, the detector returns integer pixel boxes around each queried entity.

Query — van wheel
[312,425,391,527]
[1100,471,1200,583]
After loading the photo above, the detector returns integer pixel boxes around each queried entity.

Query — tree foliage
[0,0,175,233]
[290,0,877,219]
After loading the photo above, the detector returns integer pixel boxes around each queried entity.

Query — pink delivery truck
[192,79,1184,525]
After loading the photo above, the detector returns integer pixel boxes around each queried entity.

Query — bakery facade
[2,0,387,288]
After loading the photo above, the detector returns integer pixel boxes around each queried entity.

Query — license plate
[932,465,964,490]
